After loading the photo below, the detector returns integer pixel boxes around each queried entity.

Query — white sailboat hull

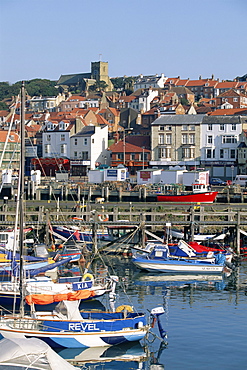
[0,319,148,348]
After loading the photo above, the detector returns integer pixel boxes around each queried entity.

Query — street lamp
[231,165,234,183]
[123,128,133,166]
[142,147,145,169]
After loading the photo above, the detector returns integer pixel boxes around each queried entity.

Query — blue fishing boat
[51,225,112,243]
[0,299,166,348]
[132,243,227,274]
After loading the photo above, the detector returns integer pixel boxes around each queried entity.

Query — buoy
[115,305,134,313]
[82,273,94,282]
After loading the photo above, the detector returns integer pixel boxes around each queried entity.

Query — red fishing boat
[157,183,218,203]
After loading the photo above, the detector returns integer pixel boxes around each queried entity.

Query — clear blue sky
[0,0,246,84]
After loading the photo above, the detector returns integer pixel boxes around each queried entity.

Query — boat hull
[133,257,224,274]
[0,315,148,348]
[52,226,112,242]
[157,191,218,203]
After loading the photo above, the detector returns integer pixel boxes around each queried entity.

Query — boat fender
[115,305,134,313]
[82,273,94,282]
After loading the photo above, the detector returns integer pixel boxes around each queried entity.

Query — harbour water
[57,256,247,370]
[0,256,246,369]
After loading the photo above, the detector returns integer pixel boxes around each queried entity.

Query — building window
[189,134,195,144]
[207,135,213,144]
[207,124,212,131]
[230,149,235,159]
[220,124,225,131]
[231,124,236,130]
[118,153,124,160]
[159,126,165,131]
[44,144,50,154]
[182,148,192,159]
[233,98,238,102]
[82,151,88,160]
[222,135,237,144]
[61,144,66,154]
[182,125,188,131]
[131,153,135,160]
[159,134,164,144]
[220,149,224,158]
[74,151,77,157]
[61,134,65,141]
[166,125,172,131]
[159,147,171,158]
[84,138,88,145]
[206,149,212,158]
[92,139,94,143]
[74,138,77,145]
[182,134,188,144]
[47,135,51,141]
[189,125,195,131]
[166,134,172,144]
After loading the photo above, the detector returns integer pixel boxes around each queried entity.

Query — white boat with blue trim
[132,243,227,274]
[0,300,165,348]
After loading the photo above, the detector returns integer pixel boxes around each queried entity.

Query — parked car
[209,178,227,186]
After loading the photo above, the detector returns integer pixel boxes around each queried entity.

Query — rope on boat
[145,328,168,344]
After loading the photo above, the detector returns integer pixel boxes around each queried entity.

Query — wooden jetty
[0,199,246,254]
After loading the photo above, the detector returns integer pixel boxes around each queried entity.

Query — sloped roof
[119,95,137,103]
[96,115,109,125]
[169,86,194,95]
[164,77,181,85]
[72,125,96,137]
[109,140,150,153]
[0,110,9,117]
[186,79,210,87]
[57,73,91,85]
[208,108,247,116]
[216,81,238,89]
[25,124,42,133]
[0,130,19,143]
[217,89,241,97]
[67,95,86,102]
[152,114,205,125]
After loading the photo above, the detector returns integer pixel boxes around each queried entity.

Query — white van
[233,175,247,186]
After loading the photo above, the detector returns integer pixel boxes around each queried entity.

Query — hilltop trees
[0,79,59,102]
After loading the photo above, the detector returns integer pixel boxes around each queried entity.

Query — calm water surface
[1,256,246,370]
[63,256,247,370]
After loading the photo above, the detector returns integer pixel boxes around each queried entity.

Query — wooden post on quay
[118,187,122,202]
[129,202,132,221]
[139,188,142,201]
[236,210,241,254]
[190,206,195,241]
[105,186,109,202]
[139,214,146,249]
[45,210,50,247]
[88,186,92,202]
[77,185,80,202]
[49,185,52,201]
[113,206,118,222]
[142,187,147,202]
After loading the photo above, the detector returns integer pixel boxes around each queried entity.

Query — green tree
[0,101,8,110]
[89,80,108,92]
[180,98,190,105]
[111,77,125,90]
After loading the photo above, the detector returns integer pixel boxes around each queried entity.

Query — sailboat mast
[19,81,25,316]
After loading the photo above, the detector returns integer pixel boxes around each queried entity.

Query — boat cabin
[149,245,170,260]
[192,183,210,193]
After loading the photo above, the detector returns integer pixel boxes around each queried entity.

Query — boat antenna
[19,81,25,317]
